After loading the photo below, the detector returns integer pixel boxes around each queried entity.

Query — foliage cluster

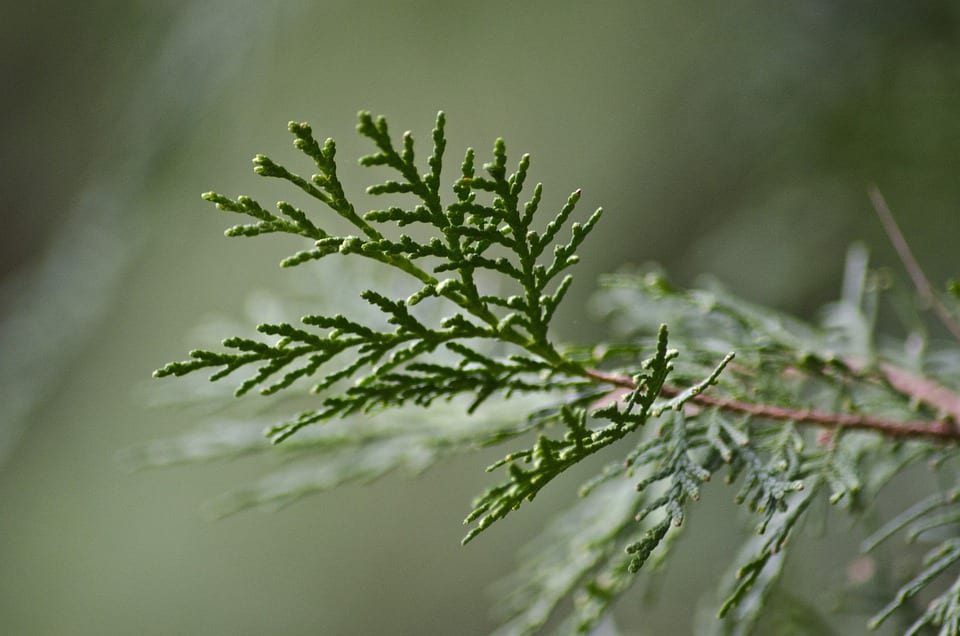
[147,112,960,635]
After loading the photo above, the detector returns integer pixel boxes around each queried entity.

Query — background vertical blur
[0,2,957,633]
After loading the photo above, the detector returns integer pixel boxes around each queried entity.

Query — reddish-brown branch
[582,367,960,442]
[845,358,960,422]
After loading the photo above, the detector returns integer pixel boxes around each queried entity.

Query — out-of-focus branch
[868,185,960,343]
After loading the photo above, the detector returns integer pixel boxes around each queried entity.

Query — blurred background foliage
[0,1,958,634]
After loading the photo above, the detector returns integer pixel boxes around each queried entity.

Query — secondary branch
[582,367,960,443]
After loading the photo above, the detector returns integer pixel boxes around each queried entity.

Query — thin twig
[583,367,960,443]
[659,385,959,440]
[868,185,960,342]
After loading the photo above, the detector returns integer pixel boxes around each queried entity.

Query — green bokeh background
[1,2,958,634]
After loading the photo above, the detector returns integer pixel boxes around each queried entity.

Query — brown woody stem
[582,367,960,442]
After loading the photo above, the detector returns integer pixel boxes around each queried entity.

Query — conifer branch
[152,112,960,635]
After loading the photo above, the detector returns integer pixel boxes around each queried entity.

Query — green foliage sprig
[156,111,600,449]
[151,112,960,635]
